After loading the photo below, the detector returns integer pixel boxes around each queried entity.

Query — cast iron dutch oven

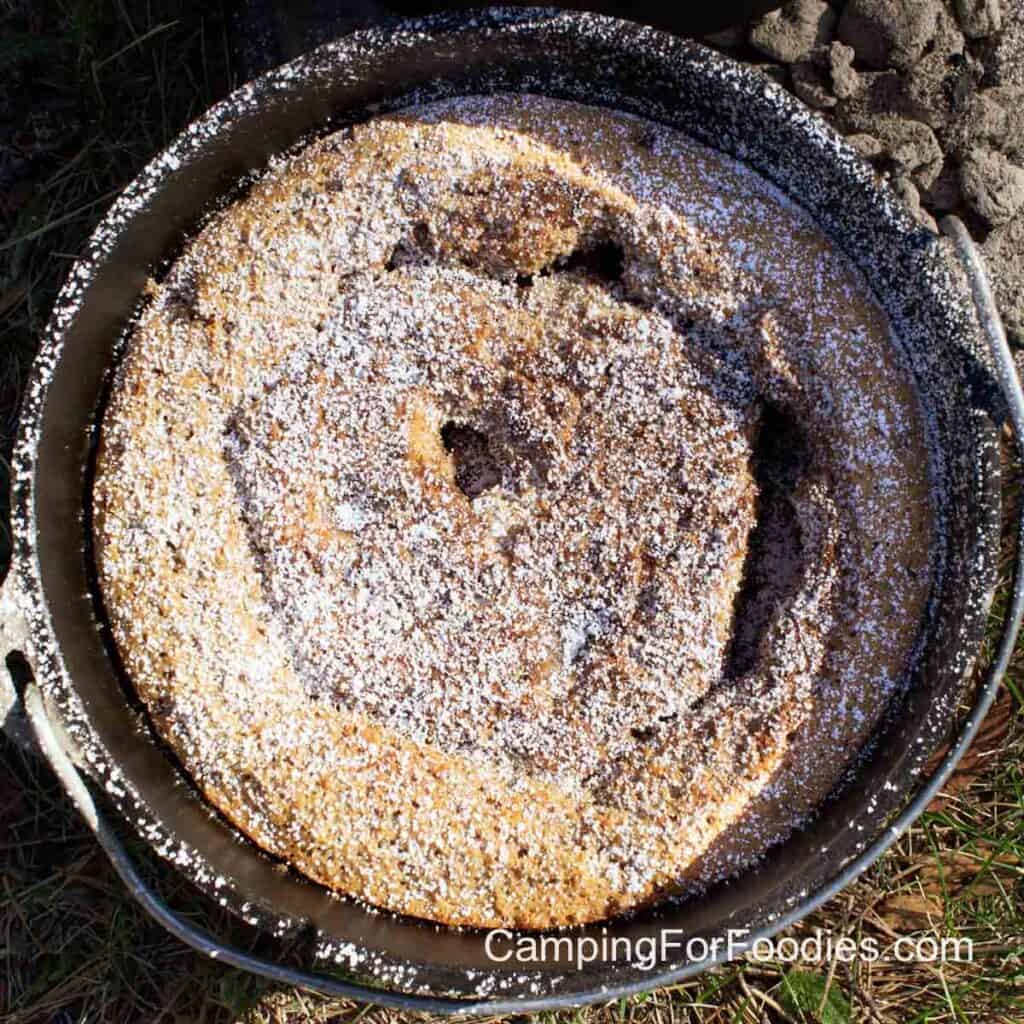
[3,7,1023,1014]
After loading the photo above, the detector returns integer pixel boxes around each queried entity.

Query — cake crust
[93,94,935,929]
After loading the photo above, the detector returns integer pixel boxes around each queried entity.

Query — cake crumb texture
[93,94,935,929]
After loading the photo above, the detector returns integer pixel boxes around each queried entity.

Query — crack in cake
[92,94,935,928]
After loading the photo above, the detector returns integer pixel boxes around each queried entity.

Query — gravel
[792,58,839,108]
[961,146,1024,224]
[704,0,1024,342]
[837,0,942,69]
[955,0,1004,37]
[750,0,838,62]
[984,212,1024,335]
[828,41,862,98]
[992,0,1024,83]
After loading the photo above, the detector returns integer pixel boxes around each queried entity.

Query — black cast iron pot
[3,8,1023,1014]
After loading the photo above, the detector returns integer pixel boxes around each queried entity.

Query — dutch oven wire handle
[938,214,1024,683]
[2,215,1024,1012]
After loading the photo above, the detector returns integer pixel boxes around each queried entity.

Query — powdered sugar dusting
[91,93,936,932]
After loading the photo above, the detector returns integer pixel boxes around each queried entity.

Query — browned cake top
[93,94,935,928]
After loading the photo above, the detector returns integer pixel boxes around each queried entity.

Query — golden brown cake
[92,94,935,929]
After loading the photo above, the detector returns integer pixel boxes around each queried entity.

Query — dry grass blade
[925,686,1015,813]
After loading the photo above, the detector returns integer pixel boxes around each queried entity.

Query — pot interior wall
[22,10,1000,999]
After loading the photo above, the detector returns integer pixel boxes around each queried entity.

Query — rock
[792,60,838,108]
[901,6,976,132]
[982,214,1024,344]
[829,42,862,100]
[839,9,976,138]
[922,160,963,213]
[839,70,937,129]
[967,86,1024,162]
[991,9,1024,86]
[953,0,1002,39]
[884,118,944,189]
[988,87,1024,161]
[846,132,886,159]
[892,176,938,232]
[838,0,942,70]
[750,0,837,63]
[960,148,1024,226]
[754,63,789,87]
[945,87,1022,158]
[842,115,944,189]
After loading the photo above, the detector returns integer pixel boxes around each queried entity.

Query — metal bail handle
[1,568,38,750]
[940,215,1024,694]
[7,215,1024,1013]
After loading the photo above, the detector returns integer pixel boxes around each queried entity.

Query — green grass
[1,3,1023,1022]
